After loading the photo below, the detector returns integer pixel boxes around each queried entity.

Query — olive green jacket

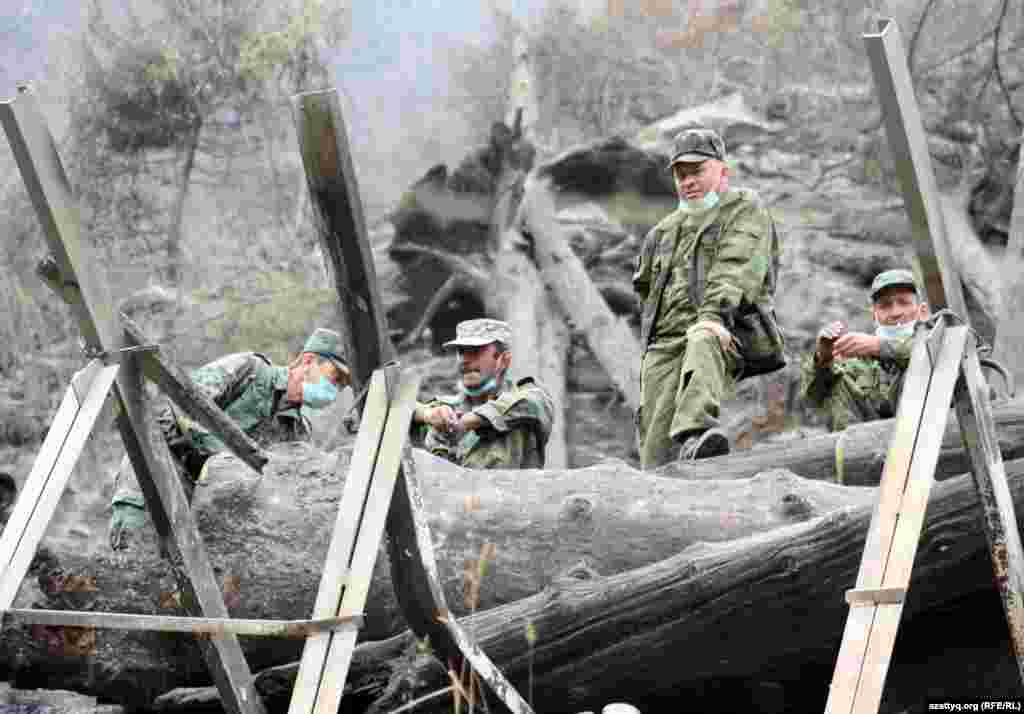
[414,377,555,469]
[633,189,776,346]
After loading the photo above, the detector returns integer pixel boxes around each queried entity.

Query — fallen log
[667,395,1024,485]
[159,457,1024,714]
[0,443,872,708]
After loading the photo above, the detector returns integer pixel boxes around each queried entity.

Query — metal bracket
[845,587,906,607]
[81,341,159,364]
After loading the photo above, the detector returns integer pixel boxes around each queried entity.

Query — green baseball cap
[302,328,349,373]
[668,127,726,167]
[443,318,512,349]
[869,269,918,301]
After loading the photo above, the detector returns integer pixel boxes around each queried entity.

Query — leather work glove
[109,501,147,550]
[687,320,735,353]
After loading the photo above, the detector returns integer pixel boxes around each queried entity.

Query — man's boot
[677,428,730,461]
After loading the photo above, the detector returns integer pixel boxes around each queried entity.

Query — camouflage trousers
[638,329,739,469]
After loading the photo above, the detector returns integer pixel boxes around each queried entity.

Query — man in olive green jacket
[411,319,554,469]
[801,269,927,432]
[633,127,777,469]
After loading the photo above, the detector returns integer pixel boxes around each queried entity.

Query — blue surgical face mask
[302,376,338,410]
[461,375,499,398]
[679,191,720,214]
[875,321,917,340]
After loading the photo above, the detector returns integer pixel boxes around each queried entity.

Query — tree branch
[992,0,1023,130]
[907,0,941,80]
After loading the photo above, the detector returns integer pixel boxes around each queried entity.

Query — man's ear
[918,301,930,320]
[498,350,512,372]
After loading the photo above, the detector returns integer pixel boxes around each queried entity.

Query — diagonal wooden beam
[293,88,536,713]
[1,85,265,714]
[854,16,1024,693]
[35,258,269,475]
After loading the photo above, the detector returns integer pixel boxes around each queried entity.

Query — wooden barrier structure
[825,19,1024,714]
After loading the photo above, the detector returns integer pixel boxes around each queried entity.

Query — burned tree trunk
[518,174,642,410]
[161,458,1024,714]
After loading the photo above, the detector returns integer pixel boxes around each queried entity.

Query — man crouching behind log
[410,318,555,469]
[108,328,351,549]
[801,269,928,432]
[633,128,777,469]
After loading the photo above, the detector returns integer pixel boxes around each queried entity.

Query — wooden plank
[3,87,264,714]
[862,19,968,318]
[35,258,269,475]
[313,369,420,714]
[0,87,120,353]
[115,358,265,714]
[292,90,394,393]
[851,325,967,714]
[293,86,536,714]
[287,370,391,714]
[956,340,1024,679]
[824,331,936,714]
[0,362,117,611]
[3,608,361,637]
[844,588,905,606]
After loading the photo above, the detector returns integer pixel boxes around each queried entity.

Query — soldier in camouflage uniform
[801,269,928,432]
[633,128,777,469]
[108,328,351,548]
[411,319,555,469]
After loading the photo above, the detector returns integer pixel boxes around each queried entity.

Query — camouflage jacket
[176,352,310,457]
[799,336,914,432]
[413,377,555,469]
[633,189,776,346]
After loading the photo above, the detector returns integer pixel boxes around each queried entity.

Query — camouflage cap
[668,127,726,167]
[870,269,918,301]
[302,328,349,373]
[443,318,512,349]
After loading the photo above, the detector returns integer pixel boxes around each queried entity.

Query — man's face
[672,159,726,201]
[457,343,510,388]
[872,286,928,326]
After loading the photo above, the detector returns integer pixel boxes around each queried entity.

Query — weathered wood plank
[824,331,936,714]
[35,258,269,475]
[863,20,967,318]
[314,369,419,714]
[292,90,394,392]
[288,370,391,714]
[3,608,361,637]
[851,326,967,714]
[0,362,118,611]
[1,88,264,714]
[115,359,265,714]
[956,339,1024,679]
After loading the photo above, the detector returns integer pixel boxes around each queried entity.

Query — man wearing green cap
[800,269,929,432]
[108,328,351,549]
[633,127,779,468]
[410,318,555,469]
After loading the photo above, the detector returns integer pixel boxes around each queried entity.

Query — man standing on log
[108,328,351,549]
[411,318,554,469]
[801,269,928,432]
[633,127,776,468]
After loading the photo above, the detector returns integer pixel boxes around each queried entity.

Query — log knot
[560,494,596,524]
[778,493,815,521]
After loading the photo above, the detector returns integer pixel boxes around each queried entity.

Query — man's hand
[109,502,146,550]
[687,320,735,353]
[833,332,881,360]
[815,320,847,366]
[418,404,458,431]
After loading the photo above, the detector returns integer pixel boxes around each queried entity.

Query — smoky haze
[0,0,535,219]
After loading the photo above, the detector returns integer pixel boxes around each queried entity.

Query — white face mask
[875,321,917,340]
[678,191,720,214]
